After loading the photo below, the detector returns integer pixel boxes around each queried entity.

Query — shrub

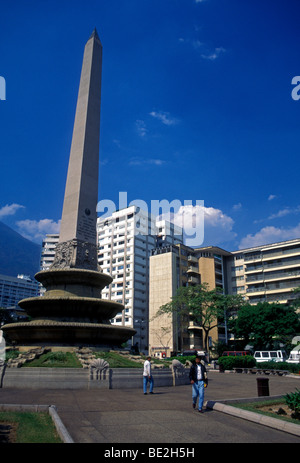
[258,361,300,374]
[5,350,20,361]
[218,355,256,370]
[285,389,300,419]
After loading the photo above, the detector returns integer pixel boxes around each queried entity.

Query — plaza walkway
[1,371,300,443]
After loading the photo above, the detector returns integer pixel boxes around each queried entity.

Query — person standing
[143,356,154,394]
[189,356,208,413]
[0,330,5,365]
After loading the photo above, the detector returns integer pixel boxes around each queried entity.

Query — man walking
[189,356,208,413]
[143,356,154,394]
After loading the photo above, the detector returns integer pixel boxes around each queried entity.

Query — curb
[206,398,300,438]
[49,405,74,443]
[0,403,74,443]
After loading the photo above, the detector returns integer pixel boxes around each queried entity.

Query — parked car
[287,345,300,364]
[254,350,287,363]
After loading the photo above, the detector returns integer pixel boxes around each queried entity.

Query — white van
[254,350,287,363]
[287,345,300,364]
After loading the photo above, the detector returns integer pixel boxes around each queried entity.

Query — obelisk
[52,28,102,271]
[1,29,136,347]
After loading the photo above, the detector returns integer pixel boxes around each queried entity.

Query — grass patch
[0,411,62,443]
[94,351,173,368]
[5,350,21,361]
[18,350,173,369]
[232,399,300,425]
[22,351,82,368]
[95,351,144,368]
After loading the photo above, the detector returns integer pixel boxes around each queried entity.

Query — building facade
[148,244,230,357]
[0,274,39,314]
[227,238,300,305]
[97,206,182,352]
[149,239,300,357]
[40,228,300,355]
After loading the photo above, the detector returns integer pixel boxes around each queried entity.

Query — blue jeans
[143,375,154,393]
[192,380,204,410]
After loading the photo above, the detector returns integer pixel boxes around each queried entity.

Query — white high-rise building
[97,206,182,352]
[40,234,59,271]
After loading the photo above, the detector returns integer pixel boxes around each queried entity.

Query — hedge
[218,357,300,373]
[257,361,300,374]
[218,355,256,370]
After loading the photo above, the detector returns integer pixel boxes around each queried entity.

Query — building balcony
[245,258,300,274]
[246,268,300,284]
[187,265,199,273]
[188,321,202,331]
[247,280,300,295]
[187,276,200,284]
[248,291,298,304]
[261,246,300,261]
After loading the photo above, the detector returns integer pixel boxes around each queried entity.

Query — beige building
[149,239,300,357]
[149,244,230,357]
[149,246,180,357]
[228,238,300,305]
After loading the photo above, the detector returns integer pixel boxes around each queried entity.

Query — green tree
[229,301,300,349]
[291,286,300,310]
[156,284,243,355]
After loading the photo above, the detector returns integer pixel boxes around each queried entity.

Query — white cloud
[16,218,61,243]
[192,40,204,50]
[0,203,25,219]
[181,37,226,61]
[136,120,147,138]
[232,203,242,211]
[201,47,226,61]
[268,194,277,201]
[268,206,300,220]
[239,223,300,249]
[161,204,236,247]
[149,111,179,126]
[201,206,236,245]
[129,157,165,166]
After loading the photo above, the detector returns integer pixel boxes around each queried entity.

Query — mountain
[0,221,41,278]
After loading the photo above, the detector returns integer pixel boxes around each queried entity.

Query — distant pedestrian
[189,356,208,413]
[143,356,154,394]
[0,330,5,364]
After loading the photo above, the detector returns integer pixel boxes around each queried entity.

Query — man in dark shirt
[189,356,208,413]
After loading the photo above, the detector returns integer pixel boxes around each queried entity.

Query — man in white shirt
[143,356,154,394]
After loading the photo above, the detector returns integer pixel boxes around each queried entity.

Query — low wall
[1,366,190,390]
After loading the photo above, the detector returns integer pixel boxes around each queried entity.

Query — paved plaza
[1,371,300,444]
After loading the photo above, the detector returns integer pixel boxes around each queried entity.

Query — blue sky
[0,0,300,251]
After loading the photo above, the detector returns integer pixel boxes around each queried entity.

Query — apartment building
[97,206,182,352]
[0,274,39,313]
[149,244,230,357]
[149,239,300,357]
[40,234,59,271]
[227,238,300,305]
